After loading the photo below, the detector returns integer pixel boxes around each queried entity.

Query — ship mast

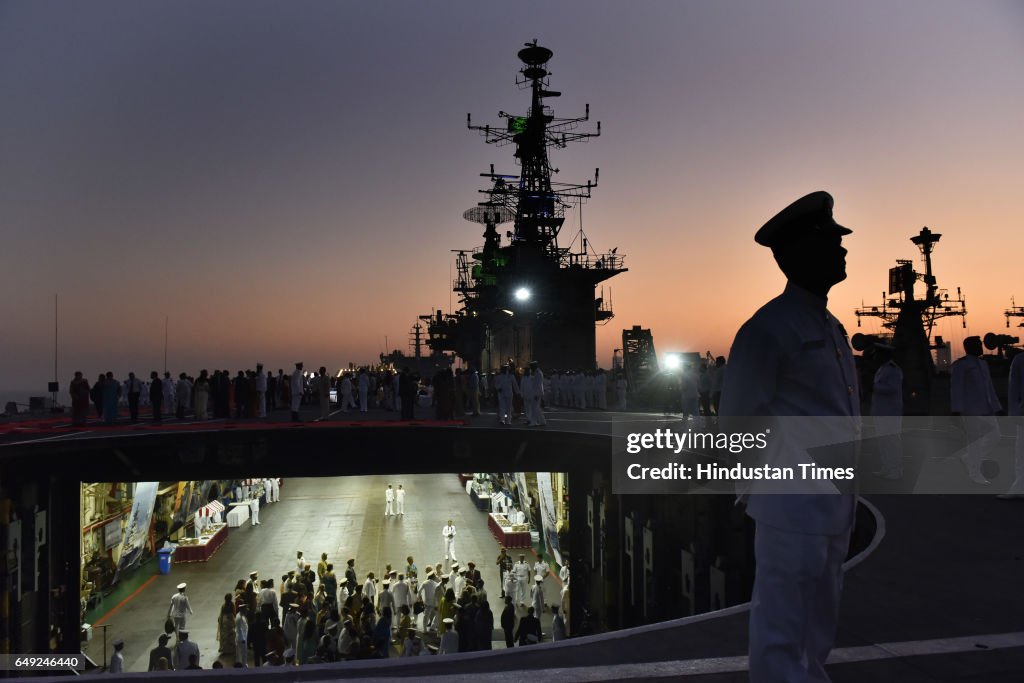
[420,41,626,371]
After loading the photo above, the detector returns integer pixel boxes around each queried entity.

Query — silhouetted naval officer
[719,191,858,683]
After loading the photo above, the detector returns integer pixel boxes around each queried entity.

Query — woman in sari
[438,588,457,635]
[216,594,236,655]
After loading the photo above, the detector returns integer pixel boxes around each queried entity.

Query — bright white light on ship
[664,354,682,370]
[514,287,531,301]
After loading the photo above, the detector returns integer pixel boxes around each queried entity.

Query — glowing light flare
[514,287,531,301]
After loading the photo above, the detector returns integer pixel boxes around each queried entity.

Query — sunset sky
[1,0,1022,393]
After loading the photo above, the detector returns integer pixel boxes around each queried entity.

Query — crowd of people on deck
[63,361,639,427]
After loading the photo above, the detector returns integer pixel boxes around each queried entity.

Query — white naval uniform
[168,591,193,631]
[719,282,859,683]
[870,360,904,476]
[1006,353,1024,495]
[442,524,457,561]
[531,581,545,615]
[512,560,531,606]
[340,377,354,411]
[420,578,439,630]
[249,496,260,525]
[290,369,303,412]
[494,373,519,424]
[385,487,394,516]
[396,487,405,514]
[392,579,412,613]
[951,354,1002,482]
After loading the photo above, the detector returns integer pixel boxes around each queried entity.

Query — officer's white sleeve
[718,317,781,423]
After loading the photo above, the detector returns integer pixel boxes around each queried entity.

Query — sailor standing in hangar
[494,365,519,425]
[385,485,395,517]
[719,191,859,683]
[168,582,194,632]
[442,519,457,562]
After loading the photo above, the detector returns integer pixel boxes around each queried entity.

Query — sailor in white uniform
[719,191,859,683]
[290,362,304,421]
[999,352,1024,499]
[512,555,531,607]
[526,362,547,426]
[951,336,1002,485]
[442,520,457,561]
[494,366,519,425]
[869,344,904,479]
[396,484,406,515]
[168,582,194,632]
[385,485,394,517]
[249,495,260,526]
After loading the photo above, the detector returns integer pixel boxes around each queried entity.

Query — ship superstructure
[854,226,967,414]
[420,41,626,371]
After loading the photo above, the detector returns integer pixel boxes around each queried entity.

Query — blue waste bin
[157,548,174,575]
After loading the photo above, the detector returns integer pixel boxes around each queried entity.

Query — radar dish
[463,206,515,225]
[518,44,553,67]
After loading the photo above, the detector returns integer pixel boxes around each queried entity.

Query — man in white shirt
[442,520,457,561]
[951,336,1002,485]
[290,362,304,422]
[396,484,406,515]
[719,191,859,683]
[420,570,439,631]
[255,363,268,418]
[439,618,459,654]
[392,574,412,614]
[168,582,193,632]
[385,485,394,517]
[512,555,531,607]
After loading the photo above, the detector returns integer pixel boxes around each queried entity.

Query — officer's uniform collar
[783,281,828,310]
